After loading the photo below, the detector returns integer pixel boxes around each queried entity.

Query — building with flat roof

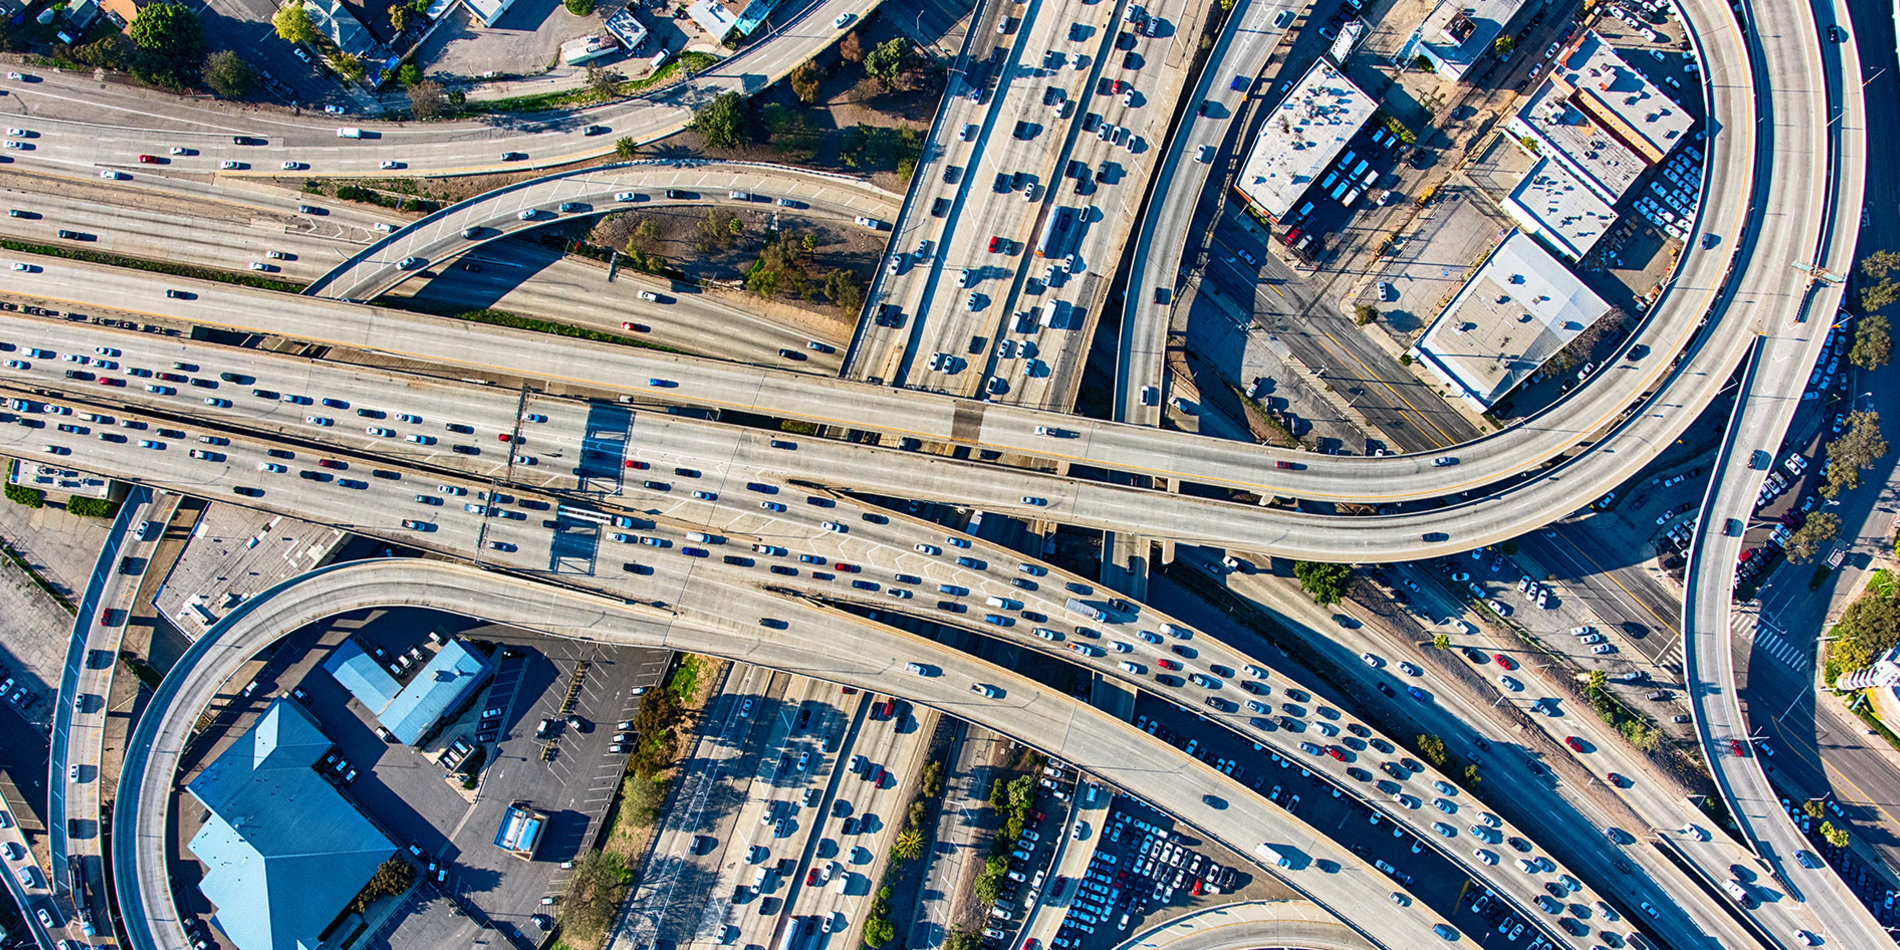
[1233,60,1377,222]
[324,637,493,746]
[688,0,781,41]
[185,700,395,950]
[297,0,380,59]
[1404,0,1532,82]
[1410,230,1615,412]
[1507,30,1692,203]
[1503,157,1618,261]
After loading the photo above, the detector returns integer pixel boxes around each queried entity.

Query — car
[1156,658,1180,670]
[1494,653,1514,669]
[100,169,125,180]
[1565,736,1585,752]
[972,683,999,697]
[1431,456,1455,467]
[833,11,853,27]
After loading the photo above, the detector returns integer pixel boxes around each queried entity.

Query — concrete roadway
[0,783,58,950]
[1681,0,1883,939]
[306,160,901,301]
[0,170,851,367]
[1113,0,1297,429]
[0,0,879,179]
[45,485,163,950]
[116,558,1494,950]
[0,250,1799,561]
[1217,565,1818,948]
[0,368,1635,950]
[1115,899,1375,950]
[977,0,1212,413]
[0,364,1639,946]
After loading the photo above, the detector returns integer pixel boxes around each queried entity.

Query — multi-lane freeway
[0,0,1878,939]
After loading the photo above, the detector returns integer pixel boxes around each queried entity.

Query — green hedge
[4,483,43,508]
[0,239,304,293]
[64,496,115,518]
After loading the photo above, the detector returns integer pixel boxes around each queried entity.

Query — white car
[833,12,853,27]
[281,160,304,170]
[638,291,660,302]
[220,160,242,169]
[99,169,125,180]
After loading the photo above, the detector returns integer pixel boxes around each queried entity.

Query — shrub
[4,483,43,508]
[64,497,114,518]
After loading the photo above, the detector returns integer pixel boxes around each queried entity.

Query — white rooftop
[1508,77,1647,202]
[1233,60,1376,221]
[1415,0,1531,80]
[1503,157,1618,261]
[1549,31,1693,164]
[1411,230,1614,412]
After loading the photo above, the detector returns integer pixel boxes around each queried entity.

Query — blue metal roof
[185,700,395,950]
[378,640,492,745]
[321,641,400,714]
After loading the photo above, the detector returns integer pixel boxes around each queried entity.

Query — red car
[806,869,820,886]
[1324,746,1345,761]
[1157,658,1181,671]
[496,433,515,443]
[1494,653,1514,670]
[98,377,124,387]
[988,236,1003,252]
[1606,772,1626,787]
[834,562,861,573]
[1730,740,1746,757]
[317,459,345,469]
[1282,228,1302,246]
[1564,736,1584,752]
[137,154,158,164]
[623,460,648,469]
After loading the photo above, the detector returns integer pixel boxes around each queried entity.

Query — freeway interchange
[0,0,1877,944]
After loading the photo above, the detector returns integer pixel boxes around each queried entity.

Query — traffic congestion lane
[122,558,1490,950]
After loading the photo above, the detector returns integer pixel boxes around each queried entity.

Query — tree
[862,918,897,948]
[1620,720,1662,752]
[558,850,628,939]
[128,2,206,83]
[408,79,447,119]
[1825,589,1900,678]
[1865,281,1900,313]
[1291,560,1352,605]
[1802,800,1826,819]
[839,30,863,63]
[825,268,865,313]
[565,0,597,14]
[1494,35,1516,57]
[620,771,666,826]
[1432,633,1450,650]
[585,64,620,99]
[390,4,412,32]
[396,62,422,87]
[891,827,925,861]
[1820,821,1849,848]
[864,37,912,88]
[1822,411,1888,498]
[272,2,320,46]
[614,135,638,160]
[348,858,416,912]
[65,497,113,517]
[1355,304,1378,325]
[4,483,42,508]
[1417,733,1449,768]
[790,60,821,103]
[1462,764,1481,788]
[691,91,748,150]
[202,50,256,97]
[1851,314,1892,369]
[1785,511,1840,563]
[1587,670,1606,691]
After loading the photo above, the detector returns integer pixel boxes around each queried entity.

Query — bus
[1037,206,1080,258]
[775,915,811,950]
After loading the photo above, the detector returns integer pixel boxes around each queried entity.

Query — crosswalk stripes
[1729,613,1810,671]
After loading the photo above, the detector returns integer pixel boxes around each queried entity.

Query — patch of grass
[412,306,683,354]
[1846,691,1900,753]
[668,653,703,700]
[1871,568,1896,598]
[0,239,304,292]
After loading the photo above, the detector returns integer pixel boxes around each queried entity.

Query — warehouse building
[1409,230,1615,412]
[185,700,395,950]
[324,637,493,746]
[1233,59,1377,222]
[1401,0,1534,83]
[1507,30,1693,204]
[1503,158,1619,261]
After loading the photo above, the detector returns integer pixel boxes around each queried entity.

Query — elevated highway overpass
[1680,0,1883,942]
[304,160,901,301]
[115,558,1622,950]
[0,322,1790,949]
